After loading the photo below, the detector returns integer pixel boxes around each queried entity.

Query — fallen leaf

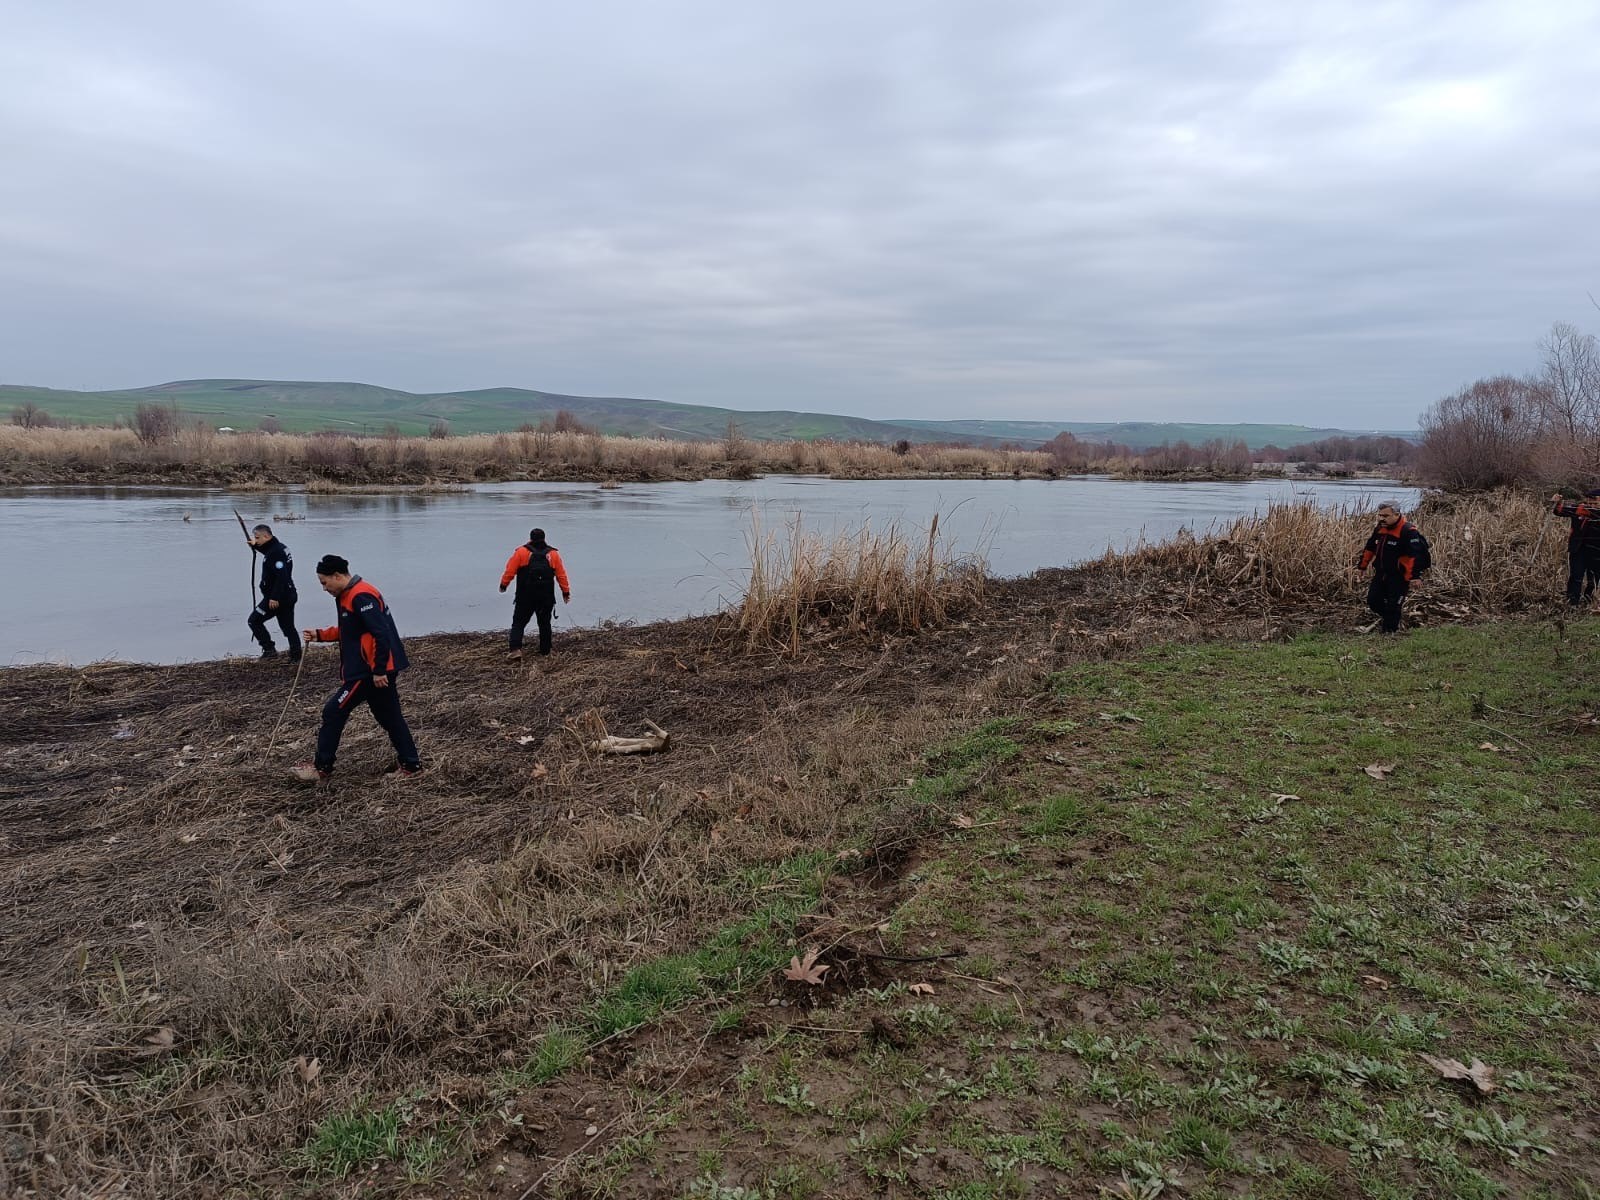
[295,1055,322,1085]
[141,1026,176,1055]
[908,982,936,996]
[1361,975,1391,990]
[584,1123,599,1137]
[1363,763,1395,780]
[516,735,537,746]
[951,814,975,829]
[177,832,200,844]
[1420,1053,1497,1095]
[530,762,549,781]
[782,946,830,986]
[1477,742,1501,753]
[1269,793,1301,804]
[835,848,862,861]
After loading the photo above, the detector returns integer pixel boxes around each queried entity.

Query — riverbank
[1,425,1410,489]
[4,522,1593,1197]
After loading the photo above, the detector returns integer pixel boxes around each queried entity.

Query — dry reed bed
[735,515,988,654]
[0,424,1053,485]
[1101,491,1565,615]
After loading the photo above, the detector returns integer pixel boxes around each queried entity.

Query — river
[0,475,1418,666]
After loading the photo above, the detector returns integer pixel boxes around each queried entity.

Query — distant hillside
[1,379,1412,451]
[896,419,1418,452]
[0,379,1009,446]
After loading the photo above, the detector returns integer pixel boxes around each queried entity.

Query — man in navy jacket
[246,523,300,661]
[290,554,421,783]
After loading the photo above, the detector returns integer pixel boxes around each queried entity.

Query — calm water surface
[0,476,1418,666]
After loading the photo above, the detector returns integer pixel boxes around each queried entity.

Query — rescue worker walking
[1353,502,1431,634]
[499,528,571,661]
[1550,488,1600,606]
[290,555,421,782]
[246,523,301,661]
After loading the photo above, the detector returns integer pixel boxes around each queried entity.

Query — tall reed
[1101,491,1563,612]
[736,514,987,654]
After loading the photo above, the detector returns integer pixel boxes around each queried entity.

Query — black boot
[258,645,279,660]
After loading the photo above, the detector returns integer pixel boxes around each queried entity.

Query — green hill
[897,418,1418,451]
[1,379,1412,450]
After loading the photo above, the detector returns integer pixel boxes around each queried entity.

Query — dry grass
[0,424,1054,485]
[734,514,988,654]
[1101,491,1562,613]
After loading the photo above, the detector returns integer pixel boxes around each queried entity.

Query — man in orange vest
[290,555,421,782]
[1551,488,1600,606]
[499,528,571,661]
[1353,502,1431,634]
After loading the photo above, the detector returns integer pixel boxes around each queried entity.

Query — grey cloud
[2,0,1598,425]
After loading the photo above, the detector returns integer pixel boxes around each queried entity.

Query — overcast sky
[2,0,1597,426]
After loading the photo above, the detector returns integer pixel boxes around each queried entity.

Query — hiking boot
[258,645,279,660]
[384,762,423,778]
[289,763,331,783]
[507,649,523,662]
[287,648,303,663]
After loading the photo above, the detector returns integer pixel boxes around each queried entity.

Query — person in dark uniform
[1353,502,1431,634]
[246,523,300,661]
[1551,488,1600,606]
[290,555,421,782]
[499,527,571,661]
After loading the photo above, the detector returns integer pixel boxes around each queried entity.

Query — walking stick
[234,508,257,611]
[267,649,308,755]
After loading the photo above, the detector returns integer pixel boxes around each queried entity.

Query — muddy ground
[0,562,1537,1198]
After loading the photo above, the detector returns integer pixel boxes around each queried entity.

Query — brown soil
[0,561,1540,1198]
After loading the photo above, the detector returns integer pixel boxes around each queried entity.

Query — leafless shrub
[1416,375,1542,491]
[10,402,51,429]
[427,419,451,440]
[132,401,180,445]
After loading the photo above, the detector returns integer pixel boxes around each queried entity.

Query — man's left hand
[267,599,279,610]
[373,674,391,688]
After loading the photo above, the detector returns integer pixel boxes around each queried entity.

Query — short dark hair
[529,527,546,543]
[252,523,272,535]
[315,554,350,576]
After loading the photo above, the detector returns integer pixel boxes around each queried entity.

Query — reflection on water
[0,476,1418,666]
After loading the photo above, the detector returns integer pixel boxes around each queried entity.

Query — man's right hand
[301,629,316,644]
[1552,493,1564,504]
[562,591,571,603]
[499,584,507,593]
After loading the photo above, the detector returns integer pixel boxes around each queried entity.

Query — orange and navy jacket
[307,576,409,682]
[501,542,571,600]
[1553,498,1600,551]
[1358,519,1430,584]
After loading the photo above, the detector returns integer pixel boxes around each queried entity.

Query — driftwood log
[587,719,670,756]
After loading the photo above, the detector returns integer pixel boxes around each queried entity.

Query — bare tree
[428,419,451,440]
[1416,375,1542,490]
[10,402,50,429]
[132,401,181,445]
[258,415,282,434]
[1538,321,1600,452]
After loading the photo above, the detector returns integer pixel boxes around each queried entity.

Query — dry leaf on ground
[1363,763,1395,780]
[908,982,936,995]
[782,947,830,985]
[951,814,975,829]
[1361,974,1391,990]
[529,762,549,781]
[1420,1053,1497,1094]
[295,1055,322,1085]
